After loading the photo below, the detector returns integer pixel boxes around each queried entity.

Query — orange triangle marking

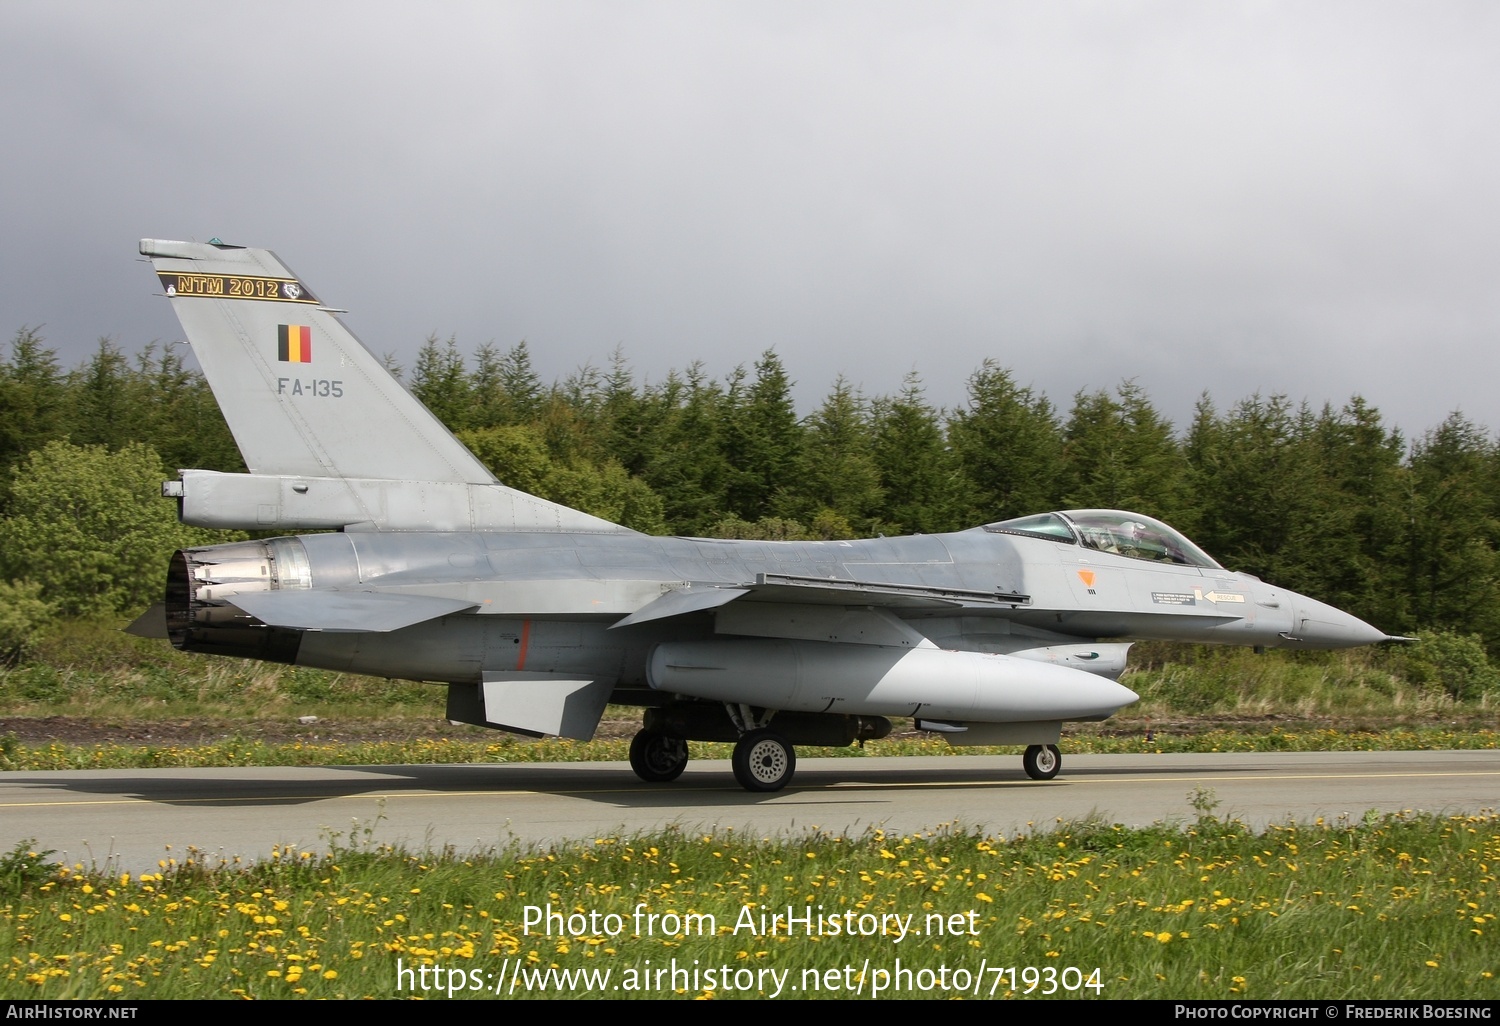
[1077,570,1096,587]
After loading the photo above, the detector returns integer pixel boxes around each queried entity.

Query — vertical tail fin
[142,238,494,484]
[142,239,625,533]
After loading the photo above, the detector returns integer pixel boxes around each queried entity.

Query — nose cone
[1285,595,1391,649]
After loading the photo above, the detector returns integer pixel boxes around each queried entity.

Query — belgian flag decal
[278,324,312,363]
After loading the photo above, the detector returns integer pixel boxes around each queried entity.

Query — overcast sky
[3,1,1497,439]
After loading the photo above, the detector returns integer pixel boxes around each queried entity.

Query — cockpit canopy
[984,509,1223,569]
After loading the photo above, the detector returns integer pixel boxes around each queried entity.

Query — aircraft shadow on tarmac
[4,756,1258,809]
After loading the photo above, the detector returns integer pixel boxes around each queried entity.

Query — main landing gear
[1022,743,1061,780]
[730,729,796,793]
[628,729,688,783]
[627,705,885,792]
[627,725,800,792]
[629,723,1055,788]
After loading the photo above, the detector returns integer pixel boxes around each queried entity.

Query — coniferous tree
[131,343,243,473]
[0,328,66,480]
[1307,397,1407,629]
[497,341,545,424]
[1185,394,1336,592]
[409,335,473,431]
[470,343,506,429]
[871,372,962,533]
[636,365,730,534]
[68,338,137,448]
[947,361,1063,523]
[721,351,803,522]
[781,378,885,534]
[467,340,545,428]
[1059,380,1191,527]
[1403,413,1500,641]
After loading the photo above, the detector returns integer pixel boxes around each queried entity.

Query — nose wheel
[732,730,796,792]
[629,729,689,783]
[1023,744,1061,780]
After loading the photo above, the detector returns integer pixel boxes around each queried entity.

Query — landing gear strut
[732,729,796,792]
[1022,744,1061,780]
[629,729,689,783]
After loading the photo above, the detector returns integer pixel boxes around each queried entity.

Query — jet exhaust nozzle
[166,538,313,662]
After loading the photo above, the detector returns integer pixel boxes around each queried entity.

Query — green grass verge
[3,812,1495,999]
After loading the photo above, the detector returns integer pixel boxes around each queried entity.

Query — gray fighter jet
[135,238,1398,791]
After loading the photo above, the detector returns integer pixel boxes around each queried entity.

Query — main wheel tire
[629,729,688,783]
[1022,744,1061,780]
[732,730,796,792]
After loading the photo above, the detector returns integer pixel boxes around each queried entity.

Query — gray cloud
[3,1,1498,437]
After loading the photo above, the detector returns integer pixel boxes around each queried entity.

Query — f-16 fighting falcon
[131,239,1399,791]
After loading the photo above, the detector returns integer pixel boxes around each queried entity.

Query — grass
[2,811,1495,1000]
[0,650,442,721]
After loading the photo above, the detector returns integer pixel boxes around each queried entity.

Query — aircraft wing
[226,590,478,632]
[611,574,1028,631]
[739,573,1029,608]
[613,574,1244,642]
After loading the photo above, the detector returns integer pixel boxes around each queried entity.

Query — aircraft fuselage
[171,522,1373,688]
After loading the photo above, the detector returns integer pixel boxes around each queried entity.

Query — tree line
[3,326,1498,653]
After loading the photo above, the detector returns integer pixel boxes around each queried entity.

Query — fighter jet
[134,238,1398,792]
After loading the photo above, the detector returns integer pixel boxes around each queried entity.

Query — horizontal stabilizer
[125,603,169,639]
[227,590,477,632]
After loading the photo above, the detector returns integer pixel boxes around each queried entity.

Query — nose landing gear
[1022,744,1061,780]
